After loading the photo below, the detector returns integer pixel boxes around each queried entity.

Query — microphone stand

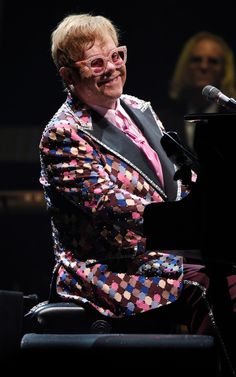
[161,131,200,188]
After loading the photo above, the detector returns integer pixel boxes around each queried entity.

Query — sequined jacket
[39,93,184,317]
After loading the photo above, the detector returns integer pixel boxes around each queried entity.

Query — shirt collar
[90,99,134,126]
[88,99,119,116]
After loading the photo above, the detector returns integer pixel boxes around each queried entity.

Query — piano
[143,112,236,375]
[143,112,235,265]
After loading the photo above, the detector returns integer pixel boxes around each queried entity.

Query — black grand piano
[143,112,235,265]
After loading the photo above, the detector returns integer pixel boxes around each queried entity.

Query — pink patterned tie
[115,110,164,188]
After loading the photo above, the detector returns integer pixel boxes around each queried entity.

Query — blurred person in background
[158,31,236,149]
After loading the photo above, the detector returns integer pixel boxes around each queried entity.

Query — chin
[105,87,123,98]
[195,80,215,88]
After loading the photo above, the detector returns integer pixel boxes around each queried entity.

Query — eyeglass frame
[71,45,127,76]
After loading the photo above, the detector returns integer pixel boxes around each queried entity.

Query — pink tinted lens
[111,50,124,65]
[90,57,105,68]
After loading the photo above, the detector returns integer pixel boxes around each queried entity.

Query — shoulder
[41,103,80,143]
[121,93,151,111]
[121,93,164,132]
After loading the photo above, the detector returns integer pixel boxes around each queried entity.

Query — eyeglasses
[189,56,223,66]
[72,46,127,76]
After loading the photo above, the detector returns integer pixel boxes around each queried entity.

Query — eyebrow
[85,47,118,60]
[189,55,223,62]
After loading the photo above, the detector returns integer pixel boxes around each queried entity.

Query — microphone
[202,85,236,111]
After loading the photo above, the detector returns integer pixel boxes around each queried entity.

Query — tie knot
[116,110,125,118]
[115,110,130,130]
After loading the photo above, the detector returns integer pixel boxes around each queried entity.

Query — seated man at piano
[40,12,236,373]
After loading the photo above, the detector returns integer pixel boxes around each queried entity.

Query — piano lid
[184,111,236,121]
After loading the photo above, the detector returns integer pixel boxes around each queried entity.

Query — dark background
[1,0,236,128]
[0,0,235,300]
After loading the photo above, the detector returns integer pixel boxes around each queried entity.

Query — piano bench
[19,301,220,374]
[20,333,219,374]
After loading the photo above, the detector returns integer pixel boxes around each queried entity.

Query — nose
[199,58,211,69]
[105,59,117,71]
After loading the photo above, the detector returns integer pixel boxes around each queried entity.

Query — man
[39,16,236,364]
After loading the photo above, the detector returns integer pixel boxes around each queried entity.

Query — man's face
[187,39,225,90]
[72,36,127,109]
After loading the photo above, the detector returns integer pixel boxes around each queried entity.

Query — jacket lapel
[121,100,178,201]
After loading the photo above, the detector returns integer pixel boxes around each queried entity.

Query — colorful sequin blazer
[39,93,184,318]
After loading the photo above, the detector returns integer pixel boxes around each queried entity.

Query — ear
[59,67,75,85]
